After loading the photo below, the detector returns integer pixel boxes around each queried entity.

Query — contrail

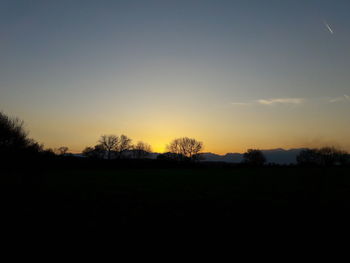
[324,21,334,34]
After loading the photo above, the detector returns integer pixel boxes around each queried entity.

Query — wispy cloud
[231,95,350,108]
[329,95,350,103]
[257,98,305,105]
[231,97,305,107]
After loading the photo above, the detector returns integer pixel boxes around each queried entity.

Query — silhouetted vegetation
[166,137,203,161]
[132,141,152,159]
[243,149,266,166]
[99,135,119,160]
[82,145,105,159]
[0,111,43,160]
[55,146,69,156]
[296,147,349,166]
[157,152,185,161]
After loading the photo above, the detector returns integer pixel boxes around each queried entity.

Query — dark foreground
[2,161,350,232]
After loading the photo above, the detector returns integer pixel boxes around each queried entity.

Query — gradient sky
[1,0,350,153]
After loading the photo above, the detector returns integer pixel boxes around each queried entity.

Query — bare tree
[167,137,203,161]
[132,141,152,159]
[115,134,132,158]
[99,135,118,160]
[97,134,133,159]
[56,146,69,156]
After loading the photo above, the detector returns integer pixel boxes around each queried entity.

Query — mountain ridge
[74,148,306,164]
[200,148,307,164]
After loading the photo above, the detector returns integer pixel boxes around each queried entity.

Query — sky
[1,0,350,154]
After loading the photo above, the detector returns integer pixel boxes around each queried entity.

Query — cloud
[257,98,305,105]
[231,95,350,108]
[230,97,305,107]
[329,95,350,103]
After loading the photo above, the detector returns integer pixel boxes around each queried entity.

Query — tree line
[1,111,349,166]
[82,134,152,160]
[81,134,203,161]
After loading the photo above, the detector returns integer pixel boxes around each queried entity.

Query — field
[2,164,350,231]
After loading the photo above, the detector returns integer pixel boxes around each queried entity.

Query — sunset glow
[1,0,350,154]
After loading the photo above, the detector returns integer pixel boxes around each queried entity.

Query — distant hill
[200,148,306,165]
[75,148,305,164]
[146,148,305,164]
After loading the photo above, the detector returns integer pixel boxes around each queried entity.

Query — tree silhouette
[243,149,266,166]
[0,111,40,158]
[99,135,118,160]
[296,149,320,166]
[297,147,348,166]
[167,137,203,161]
[97,134,132,159]
[115,134,132,158]
[318,147,347,166]
[132,141,152,159]
[82,145,105,159]
[56,146,69,156]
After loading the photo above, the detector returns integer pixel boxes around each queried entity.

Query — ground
[2,165,350,231]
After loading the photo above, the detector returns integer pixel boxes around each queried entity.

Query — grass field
[2,166,350,230]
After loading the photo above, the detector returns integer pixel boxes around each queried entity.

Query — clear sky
[1,0,350,154]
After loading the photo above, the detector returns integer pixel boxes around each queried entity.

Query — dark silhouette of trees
[86,134,133,159]
[56,146,69,156]
[82,147,94,158]
[41,148,56,158]
[167,137,203,161]
[157,152,184,161]
[297,147,348,166]
[318,147,348,166]
[132,141,152,159]
[243,149,266,166]
[115,134,132,158]
[0,111,42,159]
[99,135,118,160]
[82,145,105,159]
[296,149,319,165]
[0,112,28,153]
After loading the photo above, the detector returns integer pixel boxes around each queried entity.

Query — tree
[167,137,203,161]
[99,135,118,160]
[297,147,348,166]
[318,147,347,166]
[0,112,28,151]
[97,134,132,159]
[0,111,40,158]
[296,149,319,166]
[132,141,152,159]
[82,145,105,159]
[56,146,69,156]
[82,147,94,158]
[243,149,266,166]
[115,134,132,158]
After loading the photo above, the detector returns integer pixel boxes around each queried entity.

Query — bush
[243,149,266,166]
[0,111,42,160]
[297,147,348,166]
